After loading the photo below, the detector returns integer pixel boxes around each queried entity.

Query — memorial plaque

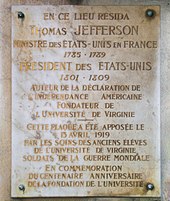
[12,6,160,197]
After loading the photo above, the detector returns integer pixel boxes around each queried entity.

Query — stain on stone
[31,114,36,120]
[68,0,83,5]
[50,130,59,139]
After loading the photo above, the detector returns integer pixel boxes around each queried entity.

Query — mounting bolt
[146,9,155,17]
[18,184,25,192]
[18,11,25,19]
[146,183,154,191]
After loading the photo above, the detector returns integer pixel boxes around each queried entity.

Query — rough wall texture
[0,0,169,201]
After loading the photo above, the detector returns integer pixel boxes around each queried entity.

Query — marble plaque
[12,5,160,197]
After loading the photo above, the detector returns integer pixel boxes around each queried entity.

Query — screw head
[146,9,155,17]
[18,11,25,19]
[18,184,25,191]
[146,183,154,191]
